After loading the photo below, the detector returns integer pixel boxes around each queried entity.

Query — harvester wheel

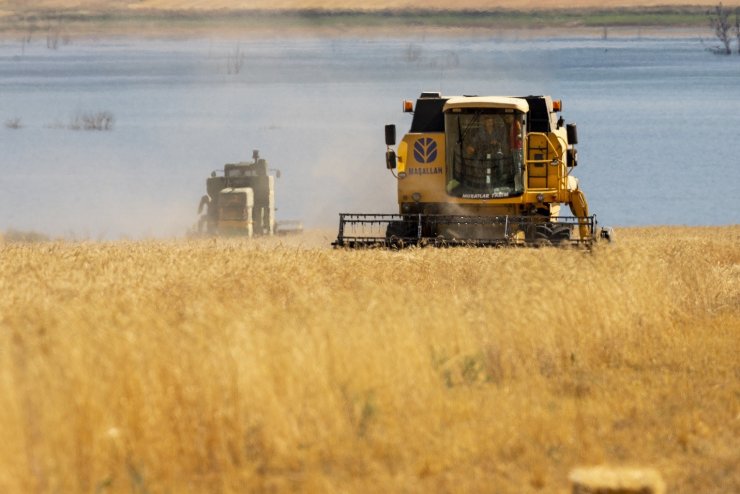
[533,224,553,246]
[386,221,414,249]
[550,225,572,245]
[387,235,404,249]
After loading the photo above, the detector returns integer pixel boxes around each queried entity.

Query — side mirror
[385,150,397,170]
[566,123,578,145]
[385,124,396,146]
[567,148,578,167]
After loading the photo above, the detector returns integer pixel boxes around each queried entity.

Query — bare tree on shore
[226,44,246,75]
[19,15,37,55]
[735,7,740,54]
[708,3,732,54]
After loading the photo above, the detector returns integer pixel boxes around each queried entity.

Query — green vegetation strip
[0,7,713,34]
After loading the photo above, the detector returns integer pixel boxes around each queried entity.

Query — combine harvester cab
[334,92,613,248]
[196,150,303,237]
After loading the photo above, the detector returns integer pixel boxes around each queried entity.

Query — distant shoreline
[0,7,717,39]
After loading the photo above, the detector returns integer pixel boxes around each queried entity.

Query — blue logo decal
[413,137,438,164]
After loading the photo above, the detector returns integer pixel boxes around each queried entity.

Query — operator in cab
[466,114,508,159]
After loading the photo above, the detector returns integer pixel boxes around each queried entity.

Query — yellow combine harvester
[334,92,612,247]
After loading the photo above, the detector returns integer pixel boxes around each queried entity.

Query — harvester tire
[533,224,553,246]
[387,235,404,249]
[386,221,414,248]
[550,225,572,245]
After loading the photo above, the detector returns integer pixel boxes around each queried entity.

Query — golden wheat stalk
[0,226,738,493]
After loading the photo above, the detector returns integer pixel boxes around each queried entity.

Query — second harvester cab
[334,92,612,247]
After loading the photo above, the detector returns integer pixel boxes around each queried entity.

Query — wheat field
[0,226,738,493]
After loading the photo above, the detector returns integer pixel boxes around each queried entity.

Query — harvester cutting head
[334,93,612,248]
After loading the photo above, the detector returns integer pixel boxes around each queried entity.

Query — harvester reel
[335,214,597,249]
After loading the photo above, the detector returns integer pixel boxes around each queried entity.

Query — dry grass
[0,226,738,493]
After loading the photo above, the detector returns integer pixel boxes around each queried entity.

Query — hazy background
[1,35,738,239]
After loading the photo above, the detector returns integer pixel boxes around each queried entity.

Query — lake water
[1,34,738,239]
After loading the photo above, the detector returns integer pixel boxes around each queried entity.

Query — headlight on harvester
[411,192,421,203]
[536,193,545,202]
